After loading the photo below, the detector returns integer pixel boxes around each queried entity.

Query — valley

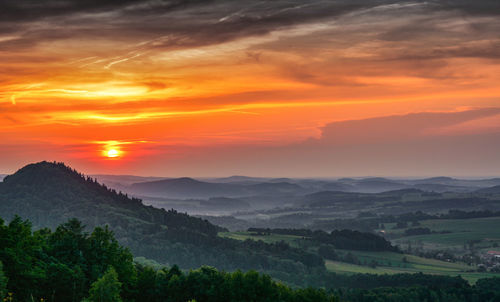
[1,162,500,301]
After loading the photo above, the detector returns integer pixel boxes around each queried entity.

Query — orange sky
[1,1,500,176]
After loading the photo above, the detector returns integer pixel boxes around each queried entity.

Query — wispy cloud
[1,0,500,175]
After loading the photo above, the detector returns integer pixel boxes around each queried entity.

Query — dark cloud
[414,43,500,60]
[0,0,394,50]
[105,0,394,49]
[435,0,500,16]
[0,0,144,22]
[2,0,500,62]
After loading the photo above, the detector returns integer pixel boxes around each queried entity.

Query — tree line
[0,216,337,302]
[247,228,397,252]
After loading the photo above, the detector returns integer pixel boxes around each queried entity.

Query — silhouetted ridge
[414,176,456,183]
[3,161,83,186]
[358,177,396,183]
[2,161,142,209]
[129,176,244,198]
[0,161,223,238]
[136,177,203,186]
[129,176,305,198]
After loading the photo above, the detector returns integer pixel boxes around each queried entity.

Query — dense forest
[0,216,337,301]
[1,217,500,301]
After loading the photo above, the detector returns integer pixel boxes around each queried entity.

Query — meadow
[324,250,498,283]
[388,217,500,251]
[218,230,498,283]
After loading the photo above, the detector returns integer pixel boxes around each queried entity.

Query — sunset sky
[1,0,500,177]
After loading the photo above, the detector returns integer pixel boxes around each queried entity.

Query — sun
[106,149,119,158]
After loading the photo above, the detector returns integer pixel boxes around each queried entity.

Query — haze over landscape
[1,1,500,301]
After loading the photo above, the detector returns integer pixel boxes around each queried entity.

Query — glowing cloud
[1,0,500,175]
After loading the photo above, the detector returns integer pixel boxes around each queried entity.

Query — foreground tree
[87,267,122,302]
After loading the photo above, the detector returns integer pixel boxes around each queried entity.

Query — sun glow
[106,149,119,158]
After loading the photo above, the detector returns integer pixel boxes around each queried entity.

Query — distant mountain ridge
[130,177,246,198]
[129,176,305,198]
[89,173,500,200]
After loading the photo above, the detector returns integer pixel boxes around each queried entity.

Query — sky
[1,0,500,177]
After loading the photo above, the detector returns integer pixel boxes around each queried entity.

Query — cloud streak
[1,0,500,176]
[3,0,499,54]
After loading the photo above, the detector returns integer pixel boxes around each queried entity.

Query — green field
[325,260,495,283]
[388,217,500,250]
[218,230,499,283]
[325,250,497,283]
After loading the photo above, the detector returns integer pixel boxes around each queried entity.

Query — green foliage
[0,216,135,301]
[44,262,85,302]
[134,265,338,302]
[0,261,7,299]
[0,216,338,301]
[88,267,122,302]
[0,216,46,300]
[246,228,397,252]
[318,245,338,260]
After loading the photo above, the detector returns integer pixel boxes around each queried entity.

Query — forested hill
[0,162,327,286]
[0,161,223,236]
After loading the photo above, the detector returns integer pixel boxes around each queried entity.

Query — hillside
[0,162,329,286]
[0,161,221,236]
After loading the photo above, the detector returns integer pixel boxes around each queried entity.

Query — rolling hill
[128,176,305,198]
[129,177,244,198]
[0,161,327,285]
[0,161,222,239]
[476,185,500,194]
